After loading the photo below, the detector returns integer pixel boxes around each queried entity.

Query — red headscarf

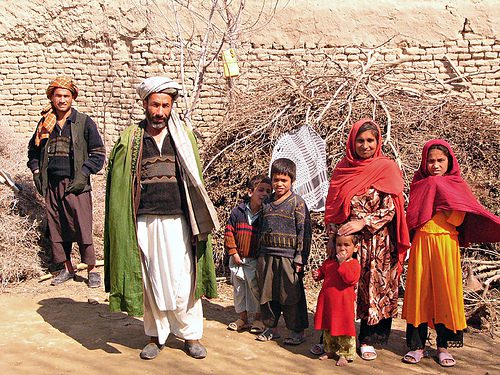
[406,139,500,245]
[324,119,410,255]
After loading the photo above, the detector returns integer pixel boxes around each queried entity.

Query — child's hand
[336,251,347,264]
[311,269,320,281]
[232,253,243,265]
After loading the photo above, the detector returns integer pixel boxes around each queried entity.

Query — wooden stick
[473,264,499,273]
[476,269,499,280]
[482,274,500,299]
[443,54,477,101]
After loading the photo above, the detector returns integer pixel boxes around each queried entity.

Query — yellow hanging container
[222,48,240,78]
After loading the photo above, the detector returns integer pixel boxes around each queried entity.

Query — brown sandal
[227,319,250,331]
[250,320,265,334]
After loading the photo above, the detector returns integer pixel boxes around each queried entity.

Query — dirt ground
[0,268,497,375]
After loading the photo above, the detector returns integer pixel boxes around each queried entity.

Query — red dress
[314,258,361,336]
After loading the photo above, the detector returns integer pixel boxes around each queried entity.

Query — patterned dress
[348,188,398,325]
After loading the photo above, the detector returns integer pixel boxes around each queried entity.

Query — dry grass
[0,127,46,288]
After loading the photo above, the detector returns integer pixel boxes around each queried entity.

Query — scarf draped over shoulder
[104,110,219,316]
[35,76,79,146]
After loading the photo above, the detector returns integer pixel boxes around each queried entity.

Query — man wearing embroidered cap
[104,77,219,360]
[27,76,105,288]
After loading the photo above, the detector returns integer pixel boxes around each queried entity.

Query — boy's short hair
[270,158,296,182]
[247,174,272,191]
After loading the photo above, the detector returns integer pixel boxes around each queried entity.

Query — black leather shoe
[184,341,207,359]
[51,269,75,286]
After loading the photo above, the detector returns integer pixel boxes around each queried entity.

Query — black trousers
[406,323,463,350]
[260,293,309,332]
[358,318,392,345]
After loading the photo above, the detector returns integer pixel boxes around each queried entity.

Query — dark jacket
[27,108,105,196]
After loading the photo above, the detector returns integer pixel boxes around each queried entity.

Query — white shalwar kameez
[137,214,203,345]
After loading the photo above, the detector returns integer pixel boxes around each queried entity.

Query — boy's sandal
[360,345,377,361]
[283,335,306,345]
[249,320,265,334]
[402,350,424,364]
[438,351,456,367]
[227,319,250,331]
[310,343,325,356]
[256,328,281,341]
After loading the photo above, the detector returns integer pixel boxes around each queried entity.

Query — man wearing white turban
[105,77,219,360]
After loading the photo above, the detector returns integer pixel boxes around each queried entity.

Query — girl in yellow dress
[402,140,500,368]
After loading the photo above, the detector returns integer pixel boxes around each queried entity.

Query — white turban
[136,77,183,101]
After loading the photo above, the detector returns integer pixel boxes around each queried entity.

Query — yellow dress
[402,210,466,332]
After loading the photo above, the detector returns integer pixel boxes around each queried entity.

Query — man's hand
[33,172,43,195]
[338,219,365,236]
[232,253,243,265]
[65,173,87,195]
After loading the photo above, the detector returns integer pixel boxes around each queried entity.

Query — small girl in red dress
[312,234,361,366]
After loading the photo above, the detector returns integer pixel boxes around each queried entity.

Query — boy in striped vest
[224,175,272,334]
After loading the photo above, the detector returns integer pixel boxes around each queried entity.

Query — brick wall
[0,31,498,146]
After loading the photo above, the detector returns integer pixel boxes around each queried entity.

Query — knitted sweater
[224,203,260,258]
[259,192,311,265]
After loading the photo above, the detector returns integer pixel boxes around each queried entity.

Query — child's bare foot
[318,352,335,360]
[336,356,348,367]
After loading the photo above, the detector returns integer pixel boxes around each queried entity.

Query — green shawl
[104,123,218,317]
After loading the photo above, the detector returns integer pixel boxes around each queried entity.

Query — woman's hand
[338,219,365,236]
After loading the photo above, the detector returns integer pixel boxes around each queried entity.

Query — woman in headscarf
[324,119,410,360]
[402,139,500,367]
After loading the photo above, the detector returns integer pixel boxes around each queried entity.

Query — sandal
[310,343,325,356]
[402,349,424,364]
[227,319,250,331]
[360,345,377,360]
[256,328,281,341]
[250,320,265,334]
[438,350,456,367]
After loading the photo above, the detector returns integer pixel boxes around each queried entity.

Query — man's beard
[150,120,167,129]
[146,111,169,129]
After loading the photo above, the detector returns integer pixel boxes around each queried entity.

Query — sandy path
[0,271,497,375]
